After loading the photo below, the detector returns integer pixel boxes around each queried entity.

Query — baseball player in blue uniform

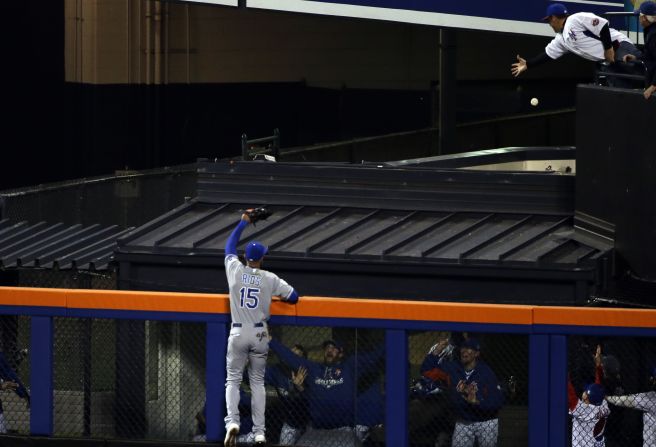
[424,338,504,447]
[224,211,299,447]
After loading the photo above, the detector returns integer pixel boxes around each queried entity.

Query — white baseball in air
[530,97,539,107]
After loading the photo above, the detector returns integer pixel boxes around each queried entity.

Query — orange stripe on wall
[534,307,656,328]
[296,297,533,325]
[0,287,67,308]
[67,290,231,314]
[1,287,656,328]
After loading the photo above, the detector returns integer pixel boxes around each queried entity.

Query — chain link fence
[408,331,527,447]
[248,325,385,447]
[3,309,656,446]
[568,335,656,447]
[53,318,205,441]
[0,315,30,435]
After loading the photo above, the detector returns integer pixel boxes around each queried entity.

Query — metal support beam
[438,29,457,155]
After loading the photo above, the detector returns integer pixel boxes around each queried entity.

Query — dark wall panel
[576,85,656,281]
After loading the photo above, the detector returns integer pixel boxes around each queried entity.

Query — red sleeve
[567,374,578,411]
[422,367,450,385]
[594,364,603,384]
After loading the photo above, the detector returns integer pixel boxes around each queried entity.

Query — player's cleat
[254,434,266,445]
[224,423,239,447]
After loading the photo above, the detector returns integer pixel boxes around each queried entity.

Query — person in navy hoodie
[269,338,384,447]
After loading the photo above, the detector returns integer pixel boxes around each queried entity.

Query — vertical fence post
[206,322,228,442]
[30,316,53,436]
[529,334,550,447]
[549,335,568,447]
[385,329,408,447]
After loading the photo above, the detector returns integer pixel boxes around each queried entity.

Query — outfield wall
[0,287,654,447]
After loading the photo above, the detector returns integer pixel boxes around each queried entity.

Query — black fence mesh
[0,315,30,435]
[568,335,656,447]
[221,325,386,447]
[52,318,205,440]
[408,331,527,447]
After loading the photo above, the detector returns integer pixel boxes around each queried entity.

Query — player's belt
[232,322,264,328]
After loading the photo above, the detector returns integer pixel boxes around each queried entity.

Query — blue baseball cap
[636,1,656,16]
[245,241,267,261]
[461,338,481,351]
[543,3,568,20]
[584,383,605,406]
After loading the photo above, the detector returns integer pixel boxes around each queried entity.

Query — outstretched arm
[567,374,579,412]
[511,55,528,77]
[225,215,251,256]
[269,339,311,371]
[512,52,552,77]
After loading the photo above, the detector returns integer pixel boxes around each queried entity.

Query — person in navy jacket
[424,337,504,447]
[269,338,384,446]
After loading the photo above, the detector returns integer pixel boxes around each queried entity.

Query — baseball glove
[245,207,273,225]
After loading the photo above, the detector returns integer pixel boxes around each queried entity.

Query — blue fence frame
[1,301,655,446]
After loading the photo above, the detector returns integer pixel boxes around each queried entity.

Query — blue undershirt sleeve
[286,290,299,304]
[225,220,249,256]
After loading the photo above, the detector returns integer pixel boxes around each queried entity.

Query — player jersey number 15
[239,287,260,309]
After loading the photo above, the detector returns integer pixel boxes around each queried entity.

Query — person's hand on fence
[292,365,308,391]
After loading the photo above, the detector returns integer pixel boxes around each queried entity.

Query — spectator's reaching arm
[269,339,311,371]
[568,375,579,412]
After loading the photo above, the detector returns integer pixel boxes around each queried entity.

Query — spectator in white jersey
[605,366,656,447]
[223,210,300,447]
[511,3,643,87]
[568,346,611,447]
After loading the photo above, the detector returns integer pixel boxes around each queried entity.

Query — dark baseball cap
[636,1,656,16]
[245,241,267,261]
[322,339,343,350]
[461,338,481,351]
[543,3,568,20]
